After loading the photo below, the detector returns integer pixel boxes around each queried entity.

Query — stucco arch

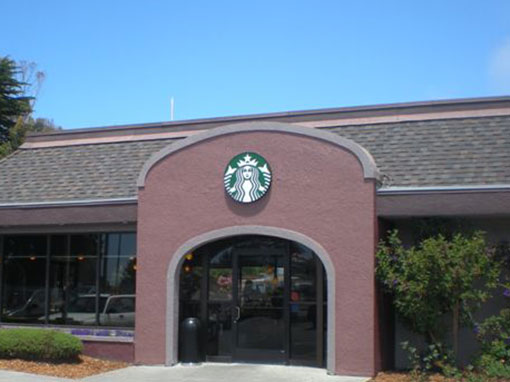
[166,225,337,373]
[136,119,378,375]
[137,121,380,188]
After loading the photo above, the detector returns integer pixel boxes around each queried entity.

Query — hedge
[0,328,83,361]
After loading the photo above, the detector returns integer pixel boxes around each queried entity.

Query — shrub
[0,328,83,361]
[475,308,510,378]
[376,230,500,364]
[401,341,458,381]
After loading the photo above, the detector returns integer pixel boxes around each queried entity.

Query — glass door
[179,235,326,366]
[232,250,289,363]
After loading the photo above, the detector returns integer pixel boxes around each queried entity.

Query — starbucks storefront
[136,122,380,376]
[2,97,509,378]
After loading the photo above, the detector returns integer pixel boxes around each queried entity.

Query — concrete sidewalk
[0,364,371,382]
[0,369,71,382]
[87,364,371,382]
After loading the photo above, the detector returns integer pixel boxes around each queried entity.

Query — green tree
[0,57,32,143]
[0,57,59,158]
[376,230,500,365]
[0,117,60,157]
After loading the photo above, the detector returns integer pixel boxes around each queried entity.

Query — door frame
[230,247,290,364]
[183,234,326,366]
[166,226,337,373]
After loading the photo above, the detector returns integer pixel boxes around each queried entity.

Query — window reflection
[209,248,232,301]
[99,233,136,327]
[177,235,327,366]
[48,234,99,325]
[1,233,136,328]
[48,235,67,321]
[179,251,202,321]
[207,248,233,356]
[2,236,47,323]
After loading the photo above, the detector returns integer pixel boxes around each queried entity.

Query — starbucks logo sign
[224,152,272,203]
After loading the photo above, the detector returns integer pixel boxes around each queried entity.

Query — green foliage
[0,116,60,158]
[376,230,500,363]
[464,370,487,382]
[0,56,58,159]
[402,341,458,381]
[0,57,32,143]
[477,355,510,379]
[475,308,510,378]
[0,328,83,361]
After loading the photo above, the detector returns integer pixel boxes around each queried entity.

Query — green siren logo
[224,152,272,203]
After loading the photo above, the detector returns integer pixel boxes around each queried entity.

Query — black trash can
[179,317,202,364]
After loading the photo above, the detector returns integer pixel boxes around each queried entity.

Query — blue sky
[2,0,510,129]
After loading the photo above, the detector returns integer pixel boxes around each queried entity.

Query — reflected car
[46,294,135,326]
[4,289,46,321]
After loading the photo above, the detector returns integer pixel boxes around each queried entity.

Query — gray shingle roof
[333,116,510,188]
[0,115,509,203]
[0,140,171,202]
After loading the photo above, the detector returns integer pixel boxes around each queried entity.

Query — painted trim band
[137,121,381,186]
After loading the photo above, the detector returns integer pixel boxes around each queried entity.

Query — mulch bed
[370,372,510,382]
[370,372,452,382]
[0,355,128,379]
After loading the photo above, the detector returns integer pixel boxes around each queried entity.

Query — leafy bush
[475,308,510,378]
[401,341,458,381]
[0,328,83,361]
[477,354,510,378]
[376,230,500,364]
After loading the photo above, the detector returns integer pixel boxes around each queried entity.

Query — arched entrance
[137,122,379,376]
[166,226,336,373]
[178,234,327,367]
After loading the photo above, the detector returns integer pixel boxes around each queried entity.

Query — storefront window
[1,232,136,328]
[49,235,99,325]
[100,233,136,327]
[48,235,68,323]
[2,236,47,323]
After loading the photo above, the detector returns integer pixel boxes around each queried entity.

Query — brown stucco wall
[82,341,134,363]
[136,129,377,376]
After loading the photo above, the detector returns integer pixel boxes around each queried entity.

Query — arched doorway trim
[166,225,337,373]
[138,121,380,188]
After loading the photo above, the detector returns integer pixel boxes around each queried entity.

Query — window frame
[0,231,136,330]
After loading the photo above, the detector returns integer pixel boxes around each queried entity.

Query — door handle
[233,306,240,323]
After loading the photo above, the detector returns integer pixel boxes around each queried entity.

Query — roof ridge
[326,112,510,129]
[25,95,510,141]
[18,112,510,150]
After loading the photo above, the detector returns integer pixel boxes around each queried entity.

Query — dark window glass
[48,235,68,321]
[2,236,47,323]
[179,250,203,321]
[48,234,99,325]
[290,303,317,363]
[290,243,316,303]
[290,243,324,365]
[99,233,136,327]
[175,235,327,366]
[207,246,233,356]
[236,254,285,350]
[0,233,137,329]
[209,250,232,302]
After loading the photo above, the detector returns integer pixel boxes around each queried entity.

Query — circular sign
[224,152,272,203]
